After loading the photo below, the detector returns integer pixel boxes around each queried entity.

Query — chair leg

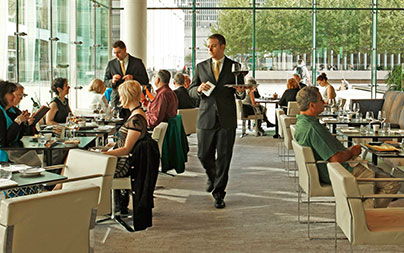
[241,120,247,137]
[334,206,338,252]
[308,195,311,239]
[97,189,135,232]
[297,186,302,223]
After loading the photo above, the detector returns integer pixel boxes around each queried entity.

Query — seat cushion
[366,208,404,232]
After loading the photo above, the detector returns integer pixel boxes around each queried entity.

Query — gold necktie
[120,60,126,75]
[213,61,220,81]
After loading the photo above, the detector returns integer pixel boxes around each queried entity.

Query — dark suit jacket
[279,88,300,107]
[174,86,196,109]
[189,57,244,129]
[104,54,149,106]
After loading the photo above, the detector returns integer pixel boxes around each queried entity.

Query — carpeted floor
[93,130,404,253]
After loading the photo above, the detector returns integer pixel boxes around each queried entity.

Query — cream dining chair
[0,185,99,253]
[327,162,404,252]
[292,140,373,239]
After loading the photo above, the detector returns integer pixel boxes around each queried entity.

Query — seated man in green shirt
[294,86,400,208]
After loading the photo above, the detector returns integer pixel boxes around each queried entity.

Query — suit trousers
[197,120,236,200]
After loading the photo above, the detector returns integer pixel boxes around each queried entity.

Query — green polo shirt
[294,114,353,184]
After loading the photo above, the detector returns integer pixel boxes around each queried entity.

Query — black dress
[114,113,148,178]
[50,97,71,123]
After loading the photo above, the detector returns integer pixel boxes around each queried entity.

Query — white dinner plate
[19,168,45,177]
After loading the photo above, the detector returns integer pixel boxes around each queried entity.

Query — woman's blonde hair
[287,78,299,89]
[88,79,105,94]
[118,80,142,106]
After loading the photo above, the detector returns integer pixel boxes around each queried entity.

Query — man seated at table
[145,69,178,129]
[173,72,196,109]
[294,86,400,208]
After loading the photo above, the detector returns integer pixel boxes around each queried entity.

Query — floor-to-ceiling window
[1,0,110,111]
[2,0,404,112]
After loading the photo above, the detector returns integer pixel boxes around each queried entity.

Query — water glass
[382,122,391,133]
[360,125,367,134]
[357,112,363,121]
[0,167,12,180]
[38,135,47,145]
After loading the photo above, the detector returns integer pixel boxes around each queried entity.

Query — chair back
[280,114,297,150]
[276,108,285,138]
[62,149,117,216]
[177,108,198,135]
[327,162,367,244]
[151,122,169,156]
[235,99,244,120]
[290,124,296,140]
[287,101,299,116]
[162,115,188,173]
[0,185,99,253]
[292,140,333,197]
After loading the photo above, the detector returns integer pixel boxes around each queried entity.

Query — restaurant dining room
[1,0,404,252]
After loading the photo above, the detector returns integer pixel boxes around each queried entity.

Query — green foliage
[386,65,404,91]
[212,0,404,60]
[210,0,252,61]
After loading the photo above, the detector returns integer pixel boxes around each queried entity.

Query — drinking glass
[352,103,360,120]
[0,166,12,180]
[366,111,374,132]
[377,110,386,123]
[38,135,47,145]
[231,63,241,85]
[382,122,391,134]
[240,63,249,78]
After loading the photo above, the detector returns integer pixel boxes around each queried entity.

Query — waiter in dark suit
[189,34,245,209]
[104,40,149,119]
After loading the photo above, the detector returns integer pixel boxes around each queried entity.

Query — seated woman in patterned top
[103,80,148,214]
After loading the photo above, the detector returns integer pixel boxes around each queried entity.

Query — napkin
[347,156,369,169]
[202,81,216,97]
[0,179,18,187]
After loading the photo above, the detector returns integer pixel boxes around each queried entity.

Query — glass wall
[1,0,110,111]
[2,0,404,113]
[145,0,404,97]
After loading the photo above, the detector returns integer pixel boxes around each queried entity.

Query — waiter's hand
[122,74,133,81]
[112,74,121,84]
[197,82,211,93]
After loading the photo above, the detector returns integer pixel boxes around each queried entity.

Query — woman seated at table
[279,78,300,111]
[88,78,108,112]
[0,81,30,162]
[7,83,35,134]
[46,78,72,125]
[5,83,42,166]
[317,72,336,104]
[242,78,274,135]
[102,80,147,214]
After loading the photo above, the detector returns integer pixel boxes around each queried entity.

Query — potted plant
[386,65,404,91]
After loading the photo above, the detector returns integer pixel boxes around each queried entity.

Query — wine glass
[366,111,374,131]
[377,110,386,123]
[240,63,250,78]
[231,63,241,85]
[352,103,360,120]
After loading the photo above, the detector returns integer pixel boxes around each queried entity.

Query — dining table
[255,98,280,137]
[337,127,404,165]
[321,117,374,134]
[1,136,96,165]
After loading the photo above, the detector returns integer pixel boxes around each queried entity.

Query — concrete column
[122,0,147,65]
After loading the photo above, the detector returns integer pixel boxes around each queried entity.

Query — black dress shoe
[214,198,226,209]
[266,122,276,128]
[206,180,214,192]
